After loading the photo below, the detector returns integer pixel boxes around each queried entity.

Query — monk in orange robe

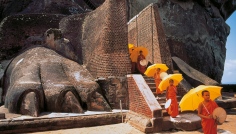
[153,68,162,94]
[198,90,218,134]
[137,50,146,75]
[166,79,179,118]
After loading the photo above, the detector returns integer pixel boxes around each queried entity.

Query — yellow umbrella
[128,44,136,55]
[179,85,222,112]
[158,74,183,91]
[128,44,134,48]
[144,64,169,77]
[130,46,148,62]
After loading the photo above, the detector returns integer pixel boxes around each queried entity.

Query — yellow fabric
[130,47,148,62]
[144,63,169,77]
[158,74,183,91]
[179,85,222,112]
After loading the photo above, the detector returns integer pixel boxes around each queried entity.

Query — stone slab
[0,106,128,133]
[163,113,201,131]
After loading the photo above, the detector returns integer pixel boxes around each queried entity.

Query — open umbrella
[144,63,169,77]
[158,74,183,91]
[130,46,148,62]
[128,44,136,54]
[179,85,222,112]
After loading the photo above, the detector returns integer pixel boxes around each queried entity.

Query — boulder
[172,56,219,87]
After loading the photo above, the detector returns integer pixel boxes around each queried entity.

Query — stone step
[143,77,155,81]
[146,83,156,87]
[161,112,201,131]
[145,79,155,83]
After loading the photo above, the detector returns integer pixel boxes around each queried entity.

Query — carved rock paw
[2,47,111,116]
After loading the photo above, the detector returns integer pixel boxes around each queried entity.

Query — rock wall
[128,0,236,83]
[0,14,66,61]
[0,0,105,20]
[157,1,229,83]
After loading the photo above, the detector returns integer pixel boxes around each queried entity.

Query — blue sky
[221,12,236,84]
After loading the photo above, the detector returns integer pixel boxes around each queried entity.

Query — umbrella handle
[202,102,210,115]
[196,93,210,115]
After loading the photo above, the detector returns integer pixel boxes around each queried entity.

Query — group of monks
[153,68,179,118]
[129,45,218,134]
[153,68,218,134]
[130,50,147,75]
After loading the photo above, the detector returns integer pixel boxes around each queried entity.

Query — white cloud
[221,59,236,84]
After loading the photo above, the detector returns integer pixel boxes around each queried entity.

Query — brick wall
[128,77,152,118]
[128,4,173,73]
[80,0,131,78]
[128,75,162,118]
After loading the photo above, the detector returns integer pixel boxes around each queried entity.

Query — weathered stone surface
[0,0,130,116]
[127,0,235,83]
[97,77,129,109]
[0,14,66,61]
[44,28,80,63]
[157,1,229,83]
[0,0,105,21]
[164,113,202,131]
[126,111,153,133]
[172,56,219,87]
[2,47,111,116]
[0,112,124,133]
[216,97,236,109]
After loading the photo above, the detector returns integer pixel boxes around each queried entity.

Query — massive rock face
[128,0,235,83]
[0,0,105,20]
[157,0,229,83]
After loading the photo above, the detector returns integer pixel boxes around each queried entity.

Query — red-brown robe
[200,100,218,134]
[166,85,179,117]
[137,54,146,74]
[131,62,136,73]
[154,72,162,94]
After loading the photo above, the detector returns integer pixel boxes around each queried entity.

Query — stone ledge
[0,109,127,133]
[216,96,236,109]
[126,111,153,133]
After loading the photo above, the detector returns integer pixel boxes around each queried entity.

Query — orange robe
[137,54,146,74]
[153,72,162,94]
[166,85,178,117]
[200,100,218,134]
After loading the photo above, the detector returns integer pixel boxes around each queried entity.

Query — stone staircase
[143,76,182,115]
[143,75,201,131]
